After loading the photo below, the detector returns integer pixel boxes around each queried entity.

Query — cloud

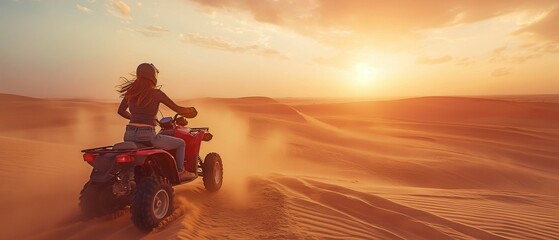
[76,4,92,14]
[187,0,557,48]
[108,0,132,20]
[455,57,475,66]
[179,33,287,59]
[489,44,552,64]
[509,8,559,62]
[514,8,559,44]
[489,46,508,62]
[416,55,453,65]
[491,68,510,77]
[131,25,169,37]
[542,43,559,53]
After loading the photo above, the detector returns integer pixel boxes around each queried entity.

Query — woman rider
[117,63,197,181]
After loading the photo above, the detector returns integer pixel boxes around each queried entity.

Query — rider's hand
[181,107,197,118]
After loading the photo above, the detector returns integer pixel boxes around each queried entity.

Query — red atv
[80,114,223,231]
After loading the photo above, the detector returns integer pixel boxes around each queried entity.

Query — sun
[353,62,379,84]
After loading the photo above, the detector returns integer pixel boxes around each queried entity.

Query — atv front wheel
[202,152,223,192]
[79,181,127,219]
[131,176,174,232]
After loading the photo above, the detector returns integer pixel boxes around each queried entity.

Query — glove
[181,107,197,118]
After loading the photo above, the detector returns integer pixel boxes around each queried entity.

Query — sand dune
[293,96,559,128]
[0,93,558,239]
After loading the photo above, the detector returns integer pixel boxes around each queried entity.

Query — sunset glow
[0,1,558,99]
[353,62,379,85]
[1,2,559,239]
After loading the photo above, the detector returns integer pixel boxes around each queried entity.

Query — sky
[0,0,558,99]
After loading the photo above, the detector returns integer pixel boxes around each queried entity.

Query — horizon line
[2,92,559,104]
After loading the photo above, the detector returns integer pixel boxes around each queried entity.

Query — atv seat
[113,141,152,150]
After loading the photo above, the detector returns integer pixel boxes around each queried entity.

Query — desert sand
[0,93,558,240]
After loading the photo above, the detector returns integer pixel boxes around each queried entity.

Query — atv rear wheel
[79,181,127,219]
[202,152,223,192]
[131,176,174,232]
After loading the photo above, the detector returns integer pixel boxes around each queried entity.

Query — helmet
[136,63,159,85]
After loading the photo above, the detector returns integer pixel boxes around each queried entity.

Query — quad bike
[79,114,223,231]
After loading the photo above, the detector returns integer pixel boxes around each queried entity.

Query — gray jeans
[123,125,186,171]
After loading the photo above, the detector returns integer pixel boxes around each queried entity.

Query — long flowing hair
[117,63,158,105]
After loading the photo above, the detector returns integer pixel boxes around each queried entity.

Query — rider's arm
[158,90,198,118]
[117,97,131,119]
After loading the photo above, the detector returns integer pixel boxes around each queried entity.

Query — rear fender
[131,150,180,185]
[89,153,119,183]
